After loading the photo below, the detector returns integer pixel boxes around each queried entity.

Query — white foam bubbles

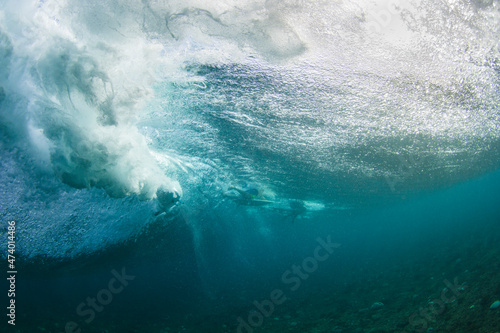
[1,0,181,200]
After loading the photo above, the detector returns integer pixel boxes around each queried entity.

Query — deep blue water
[1,1,500,332]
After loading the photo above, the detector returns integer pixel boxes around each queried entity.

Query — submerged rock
[370,302,384,310]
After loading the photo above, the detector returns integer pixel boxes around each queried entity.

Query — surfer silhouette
[154,185,181,216]
[225,182,274,206]
[287,199,306,222]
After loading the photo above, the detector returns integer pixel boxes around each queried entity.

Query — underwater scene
[1,0,500,332]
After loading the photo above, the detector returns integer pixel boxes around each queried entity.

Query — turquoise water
[1,0,500,332]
